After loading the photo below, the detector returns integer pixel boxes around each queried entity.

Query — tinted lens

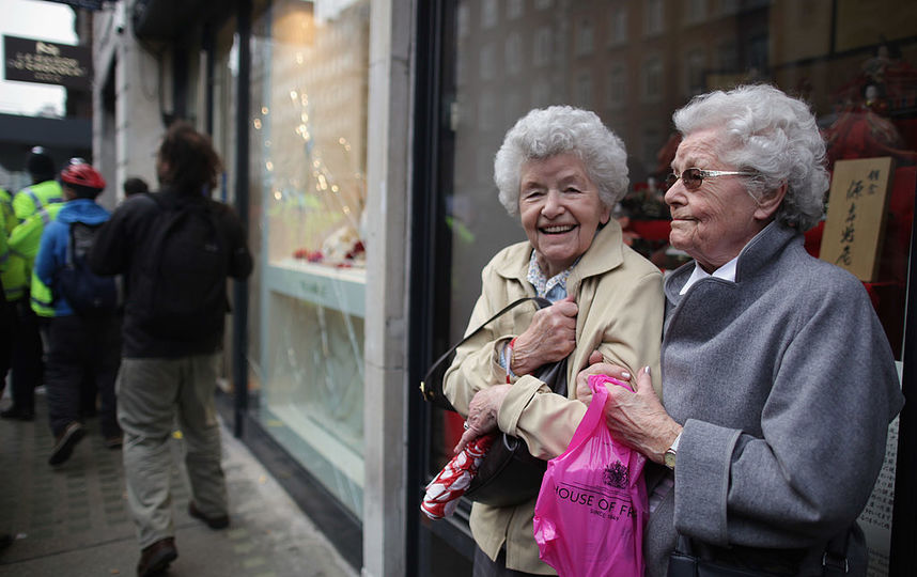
[665,173,678,189]
[682,168,704,190]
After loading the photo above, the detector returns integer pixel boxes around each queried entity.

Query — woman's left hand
[581,364,681,464]
[454,384,512,454]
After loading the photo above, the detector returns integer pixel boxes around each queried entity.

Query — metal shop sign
[4,35,92,91]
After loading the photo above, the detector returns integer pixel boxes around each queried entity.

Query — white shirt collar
[679,256,739,295]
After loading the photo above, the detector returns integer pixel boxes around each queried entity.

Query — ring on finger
[463,421,470,430]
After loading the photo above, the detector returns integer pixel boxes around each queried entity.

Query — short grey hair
[494,106,629,216]
[672,84,828,231]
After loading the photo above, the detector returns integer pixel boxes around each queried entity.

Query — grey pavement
[0,392,359,577]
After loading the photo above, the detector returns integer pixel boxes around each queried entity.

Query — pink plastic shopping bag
[533,374,648,577]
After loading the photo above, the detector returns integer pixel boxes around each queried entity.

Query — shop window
[477,91,496,132]
[574,71,593,108]
[457,2,470,39]
[644,0,665,37]
[481,0,498,29]
[507,0,524,20]
[503,91,522,128]
[641,55,664,102]
[533,26,552,67]
[606,62,626,109]
[530,77,551,109]
[717,0,739,16]
[479,42,496,81]
[575,17,594,57]
[716,39,739,73]
[248,0,370,520]
[685,48,707,96]
[608,4,628,47]
[686,0,707,24]
[505,33,523,74]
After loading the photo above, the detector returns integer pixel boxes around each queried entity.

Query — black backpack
[136,193,230,341]
[57,222,119,316]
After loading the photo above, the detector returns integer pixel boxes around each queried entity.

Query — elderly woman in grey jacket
[579,85,903,577]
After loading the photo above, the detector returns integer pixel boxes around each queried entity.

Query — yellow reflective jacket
[1,188,27,301]
[8,202,64,312]
[13,179,64,223]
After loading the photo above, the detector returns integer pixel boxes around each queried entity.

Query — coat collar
[493,219,626,296]
[665,221,801,301]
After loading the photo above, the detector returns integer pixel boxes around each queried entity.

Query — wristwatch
[664,432,682,470]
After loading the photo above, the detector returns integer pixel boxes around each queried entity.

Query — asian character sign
[820,157,894,282]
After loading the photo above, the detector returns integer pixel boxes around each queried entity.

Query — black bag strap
[419,296,551,411]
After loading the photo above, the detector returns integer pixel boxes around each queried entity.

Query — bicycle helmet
[60,158,106,191]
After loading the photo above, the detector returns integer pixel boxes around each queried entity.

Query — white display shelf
[265,258,366,317]
[265,402,365,488]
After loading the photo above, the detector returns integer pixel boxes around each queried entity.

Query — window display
[249,0,371,518]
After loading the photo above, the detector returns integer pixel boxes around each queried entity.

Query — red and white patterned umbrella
[421,435,495,520]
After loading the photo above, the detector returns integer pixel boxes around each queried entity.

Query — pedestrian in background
[32,159,122,466]
[1,147,63,421]
[90,121,253,577]
[122,176,149,198]
[0,186,15,401]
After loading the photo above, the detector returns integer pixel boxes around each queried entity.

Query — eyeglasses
[666,168,756,191]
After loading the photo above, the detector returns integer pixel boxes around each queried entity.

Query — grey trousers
[117,354,227,549]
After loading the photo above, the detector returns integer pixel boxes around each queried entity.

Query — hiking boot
[48,422,85,466]
[137,537,177,577]
[188,501,229,530]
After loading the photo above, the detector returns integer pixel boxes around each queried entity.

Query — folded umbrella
[421,435,495,520]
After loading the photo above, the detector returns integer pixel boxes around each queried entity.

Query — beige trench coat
[443,221,665,574]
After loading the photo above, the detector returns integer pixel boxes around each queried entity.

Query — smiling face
[665,128,778,273]
[518,153,611,278]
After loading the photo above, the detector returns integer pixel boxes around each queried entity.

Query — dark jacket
[89,189,252,358]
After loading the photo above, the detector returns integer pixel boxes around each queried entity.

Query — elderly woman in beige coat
[443,106,664,576]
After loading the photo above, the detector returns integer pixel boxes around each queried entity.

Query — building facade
[91,1,914,576]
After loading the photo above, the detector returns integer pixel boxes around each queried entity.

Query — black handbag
[419,296,568,508]
[667,531,850,577]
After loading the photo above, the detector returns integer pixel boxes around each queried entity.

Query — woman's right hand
[510,295,578,375]
[575,353,633,404]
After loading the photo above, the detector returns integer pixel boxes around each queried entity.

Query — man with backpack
[32,159,122,466]
[90,121,253,577]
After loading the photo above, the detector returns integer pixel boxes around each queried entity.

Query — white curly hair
[672,84,829,231]
[494,106,629,216]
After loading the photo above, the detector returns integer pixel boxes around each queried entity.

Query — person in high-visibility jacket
[32,160,122,465]
[1,147,62,421]
[12,146,65,223]
[1,187,16,401]
[1,187,24,303]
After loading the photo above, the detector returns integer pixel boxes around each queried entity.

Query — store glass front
[248,0,371,519]
[423,0,914,574]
